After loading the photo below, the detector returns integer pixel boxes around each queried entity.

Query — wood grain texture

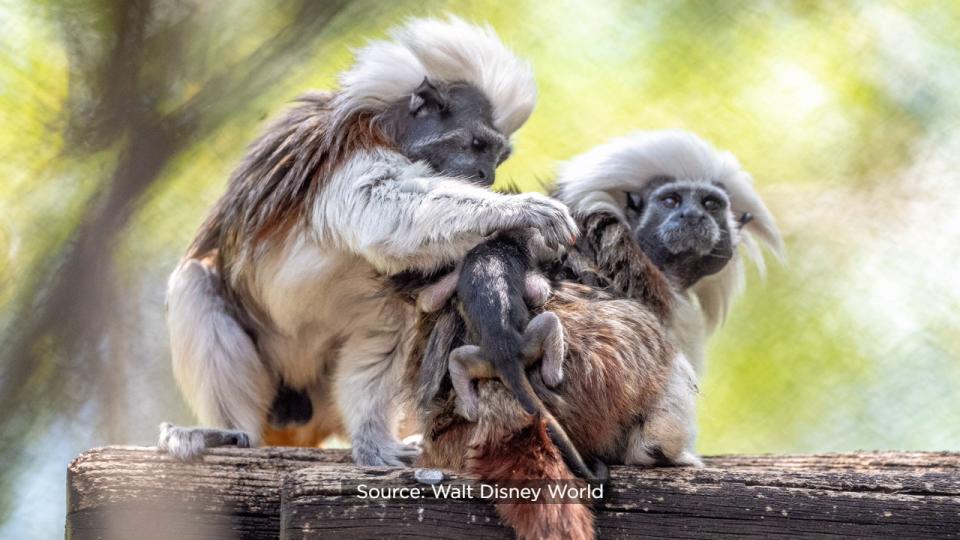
[68,447,960,539]
[67,446,350,540]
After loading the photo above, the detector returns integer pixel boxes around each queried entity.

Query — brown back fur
[187,92,393,335]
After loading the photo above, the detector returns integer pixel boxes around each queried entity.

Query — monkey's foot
[522,311,566,387]
[523,272,552,307]
[418,268,551,312]
[624,441,703,468]
[671,451,705,468]
[418,266,461,313]
[449,344,495,421]
[157,422,251,461]
[352,439,422,467]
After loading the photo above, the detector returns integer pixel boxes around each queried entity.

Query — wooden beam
[67,448,960,539]
[67,446,350,540]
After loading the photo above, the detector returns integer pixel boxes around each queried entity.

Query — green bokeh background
[2,1,959,536]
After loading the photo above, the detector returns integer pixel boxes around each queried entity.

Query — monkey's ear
[410,78,449,115]
[626,192,644,211]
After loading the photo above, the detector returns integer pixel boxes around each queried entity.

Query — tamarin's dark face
[380,79,511,186]
[625,178,734,288]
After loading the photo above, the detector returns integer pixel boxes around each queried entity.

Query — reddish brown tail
[467,411,595,540]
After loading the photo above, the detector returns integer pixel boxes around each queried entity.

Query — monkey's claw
[514,193,579,251]
[522,311,566,387]
[353,440,422,467]
[158,422,252,461]
[449,345,494,421]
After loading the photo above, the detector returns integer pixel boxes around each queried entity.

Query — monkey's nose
[681,209,706,223]
[475,168,494,186]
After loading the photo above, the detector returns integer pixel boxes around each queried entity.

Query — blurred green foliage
[2,0,959,537]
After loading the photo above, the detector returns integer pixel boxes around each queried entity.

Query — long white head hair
[335,16,537,136]
[555,130,784,344]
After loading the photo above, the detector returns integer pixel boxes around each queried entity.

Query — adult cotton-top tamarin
[159,17,577,466]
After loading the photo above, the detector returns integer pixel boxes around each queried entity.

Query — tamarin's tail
[499,358,608,485]
[467,383,596,540]
[166,258,273,439]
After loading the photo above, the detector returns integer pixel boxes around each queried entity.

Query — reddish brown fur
[188,93,390,266]
[184,92,393,337]
[408,214,677,540]
[413,282,673,540]
[417,282,673,464]
[468,384,594,540]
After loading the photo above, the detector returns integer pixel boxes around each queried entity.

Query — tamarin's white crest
[555,130,784,371]
[336,16,537,136]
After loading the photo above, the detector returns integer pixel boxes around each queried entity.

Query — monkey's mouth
[659,223,719,256]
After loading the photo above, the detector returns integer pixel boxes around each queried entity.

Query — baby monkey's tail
[501,359,609,485]
[467,382,598,540]
[450,345,608,485]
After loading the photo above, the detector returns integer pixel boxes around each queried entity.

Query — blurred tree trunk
[0,0,351,521]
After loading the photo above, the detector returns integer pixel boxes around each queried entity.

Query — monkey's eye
[626,192,643,210]
[471,137,488,152]
[702,197,724,211]
[661,195,679,209]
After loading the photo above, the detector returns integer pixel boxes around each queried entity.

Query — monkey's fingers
[353,439,423,467]
[382,441,423,467]
[515,193,579,250]
[522,311,566,387]
[449,345,495,421]
[158,422,252,461]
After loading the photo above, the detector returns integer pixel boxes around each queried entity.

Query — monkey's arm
[580,212,673,319]
[319,152,577,274]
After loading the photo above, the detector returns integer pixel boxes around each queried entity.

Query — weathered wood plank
[280,452,960,539]
[280,467,505,539]
[67,446,350,540]
[68,448,960,539]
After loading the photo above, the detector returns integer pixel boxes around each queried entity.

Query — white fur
[556,132,782,467]
[168,150,576,464]
[336,16,536,136]
[625,352,702,468]
[166,260,273,444]
[164,19,566,465]
[314,148,576,275]
[252,236,388,389]
[555,130,784,370]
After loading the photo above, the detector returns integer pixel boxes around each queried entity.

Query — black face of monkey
[380,79,511,186]
[625,178,734,288]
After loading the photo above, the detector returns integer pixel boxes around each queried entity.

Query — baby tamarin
[442,231,606,482]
